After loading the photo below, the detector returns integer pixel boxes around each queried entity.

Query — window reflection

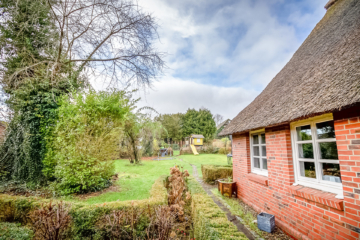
[316,121,336,139]
[261,134,266,144]
[253,146,260,156]
[296,125,312,141]
[319,142,338,160]
[322,163,341,183]
[298,143,314,159]
[300,162,316,179]
[254,158,260,168]
[253,135,259,144]
[262,159,268,170]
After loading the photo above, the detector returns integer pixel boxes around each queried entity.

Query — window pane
[253,146,260,156]
[296,125,312,141]
[254,158,260,168]
[262,158,267,170]
[261,134,266,144]
[316,121,335,139]
[319,142,338,160]
[322,163,341,183]
[298,143,314,159]
[261,146,266,157]
[253,135,259,144]
[299,162,316,179]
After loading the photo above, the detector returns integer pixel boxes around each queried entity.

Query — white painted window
[197,138,200,143]
[291,114,343,197]
[250,132,268,176]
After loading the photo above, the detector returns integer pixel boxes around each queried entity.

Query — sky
[113,0,330,120]
[0,0,330,121]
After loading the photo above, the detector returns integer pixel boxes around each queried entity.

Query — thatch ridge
[221,0,360,136]
[325,0,339,10]
[217,119,231,130]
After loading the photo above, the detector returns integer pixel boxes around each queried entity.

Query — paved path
[180,159,255,240]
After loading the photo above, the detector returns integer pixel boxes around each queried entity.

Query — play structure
[188,134,204,155]
[190,144,199,155]
[153,147,175,161]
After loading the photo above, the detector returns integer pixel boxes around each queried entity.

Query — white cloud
[90,0,329,119]
[135,77,258,120]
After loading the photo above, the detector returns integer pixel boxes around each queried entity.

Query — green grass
[84,154,228,204]
[180,154,228,178]
[211,189,264,237]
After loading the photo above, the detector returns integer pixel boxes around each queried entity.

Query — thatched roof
[217,119,231,130]
[221,0,360,136]
[191,134,204,139]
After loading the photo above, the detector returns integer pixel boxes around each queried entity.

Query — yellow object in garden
[190,144,199,155]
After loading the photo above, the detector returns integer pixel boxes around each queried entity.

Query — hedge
[0,222,33,240]
[187,177,247,240]
[201,164,233,183]
[0,176,168,239]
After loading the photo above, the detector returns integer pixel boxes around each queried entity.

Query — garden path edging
[180,159,258,240]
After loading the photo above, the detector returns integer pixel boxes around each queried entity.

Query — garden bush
[187,177,247,240]
[0,176,168,239]
[201,164,233,183]
[0,222,33,240]
[218,147,231,155]
[44,90,130,195]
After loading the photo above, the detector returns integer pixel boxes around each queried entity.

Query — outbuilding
[190,134,204,146]
[220,0,360,239]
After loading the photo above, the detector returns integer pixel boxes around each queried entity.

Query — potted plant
[218,176,236,198]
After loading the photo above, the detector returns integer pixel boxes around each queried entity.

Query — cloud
[90,0,329,119]
[135,77,258,120]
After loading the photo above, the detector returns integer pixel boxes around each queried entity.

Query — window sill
[248,173,268,186]
[289,185,344,211]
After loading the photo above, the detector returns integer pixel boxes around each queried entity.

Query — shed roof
[221,0,360,136]
[191,134,204,139]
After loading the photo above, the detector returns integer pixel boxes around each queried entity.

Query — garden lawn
[85,154,228,204]
[180,154,228,178]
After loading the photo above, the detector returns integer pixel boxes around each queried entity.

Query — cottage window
[291,114,342,197]
[250,132,268,176]
[197,139,200,143]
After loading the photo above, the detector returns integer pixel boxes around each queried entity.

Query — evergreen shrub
[201,165,233,183]
[0,222,33,240]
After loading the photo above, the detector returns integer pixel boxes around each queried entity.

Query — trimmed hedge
[201,164,233,183]
[187,177,247,240]
[0,176,168,239]
[0,222,33,240]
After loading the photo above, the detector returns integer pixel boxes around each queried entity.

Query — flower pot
[217,180,236,198]
[257,212,275,233]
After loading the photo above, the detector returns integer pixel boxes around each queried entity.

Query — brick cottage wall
[232,112,360,239]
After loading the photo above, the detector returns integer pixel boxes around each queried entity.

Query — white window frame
[250,129,268,176]
[197,138,200,143]
[290,114,343,198]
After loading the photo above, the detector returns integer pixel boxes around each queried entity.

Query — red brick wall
[232,119,360,240]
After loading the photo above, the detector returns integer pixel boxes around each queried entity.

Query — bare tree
[5,0,165,89]
[214,114,224,126]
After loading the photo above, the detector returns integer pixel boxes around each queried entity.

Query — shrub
[187,177,247,240]
[44,90,130,194]
[218,147,231,155]
[201,165,233,183]
[29,201,71,240]
[0,222,33,240]
[0,176,168,239]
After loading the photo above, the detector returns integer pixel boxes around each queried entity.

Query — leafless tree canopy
[214,114,224,126]
[4,0,166,89]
